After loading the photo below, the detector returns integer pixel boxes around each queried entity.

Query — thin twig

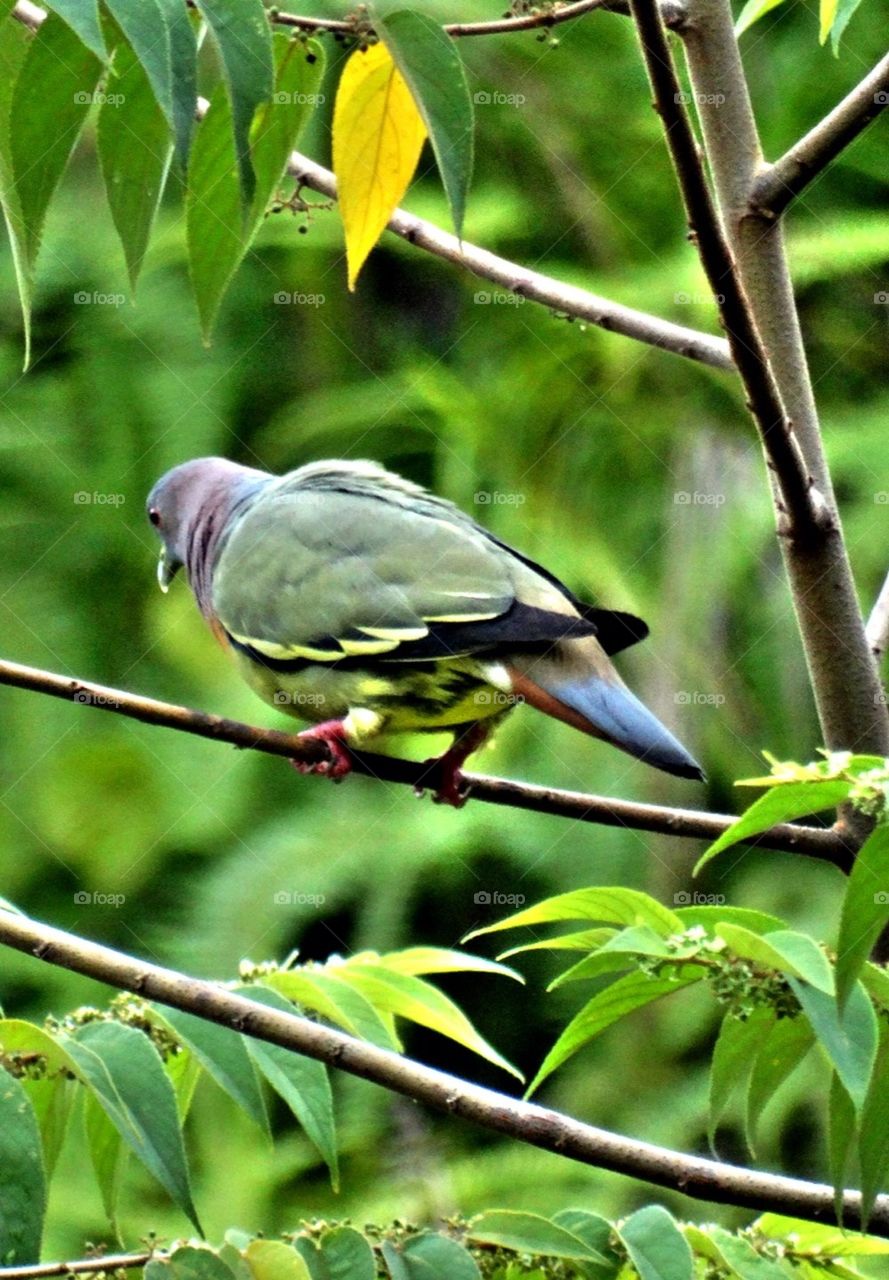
[0,1256,155,1279]
[626,0,827,543]
[283,149,733,370]
[0,656,850,864]
[866,570,889,666]
[752,53,889,219]
[0,910,886,1232]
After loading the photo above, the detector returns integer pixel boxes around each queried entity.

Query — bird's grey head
[147,457,270,595]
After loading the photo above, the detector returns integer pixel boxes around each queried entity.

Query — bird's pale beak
[157,548,179,593]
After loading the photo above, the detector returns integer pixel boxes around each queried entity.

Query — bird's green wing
[212,486,528,662]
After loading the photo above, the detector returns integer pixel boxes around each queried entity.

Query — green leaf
[860,961,889,1011]
[83,1091,127,1239]
[263,967,397,1049]
[154,1005,269,1136]
[0,1068,45,1264]
[62,1021,200,1230]
[245,1241,311,1280]
[294,1226,377,1280]
[399,1233,481,1279]
[829,0,864,51]
[465,888,682,942]
[233,985,338,1186]
[828,1071,856,1222]
[163,1245,241,1280]
[193,0,274,204]
[734,0,787,37]
[165,1045,202,1121]
[44,0,107,58]
[704,1228,795,1280]
[716,924,834,993]
[186,32,323,341]
[858,1022,889,1229]
[468,1211,607,1262]
[334,961,522,1080]
[694,781,851,873]
[708,1008,775,1150]
[618,1206,693,1280]
[0,1,35,362]
[98,26,172,290]
[789,978,878,1112]
[551,1210,616,1276]
[102,0,197,165]
[376,946,522,982]
[528,967,703,1094]
[498,928,618,960]
[836,827,889,1006]
[375,8,473,238]
[754,1214,889,1256]
[549,926,699,990]
[0,1019,84,1178]
[746,1015,814,1152]
[675,905,785,935]
[6,11,101,364]
[25,1075,76,1180]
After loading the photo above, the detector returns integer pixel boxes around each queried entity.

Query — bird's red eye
[149,508,161,527]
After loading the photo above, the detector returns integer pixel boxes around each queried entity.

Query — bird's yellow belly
[232,651,514,739]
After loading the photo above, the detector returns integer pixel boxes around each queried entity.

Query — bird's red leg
[290,719,353,781]
[415,721,491,809]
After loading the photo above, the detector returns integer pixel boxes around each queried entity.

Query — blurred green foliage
[0,0,887,1259]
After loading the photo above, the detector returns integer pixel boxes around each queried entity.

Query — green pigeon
[147,457,703,804]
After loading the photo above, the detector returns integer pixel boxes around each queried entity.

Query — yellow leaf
[819,0,838,42]
[333,42,427,289]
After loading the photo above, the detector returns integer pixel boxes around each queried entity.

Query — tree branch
[0,1256,154,1279]
[752,53,889,220]
[0,655,850,864]
[281,150,733,370]
[677,0,889,810]
[867,570,889,667]
[627,0,828,543]
[0,910,886,1233]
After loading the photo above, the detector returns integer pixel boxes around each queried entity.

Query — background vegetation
[0,0,887,1258]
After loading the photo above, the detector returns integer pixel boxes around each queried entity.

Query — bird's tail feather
[509,667,704,781]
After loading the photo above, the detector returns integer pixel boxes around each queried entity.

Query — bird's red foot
[290,720,353,782]
[413,722,490,808]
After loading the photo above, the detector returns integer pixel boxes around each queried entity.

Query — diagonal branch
[752,52,889,220]
[1,908,887,1232]
[627,0,826,542]
[282,149,732,370]
[0,656,850,864]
